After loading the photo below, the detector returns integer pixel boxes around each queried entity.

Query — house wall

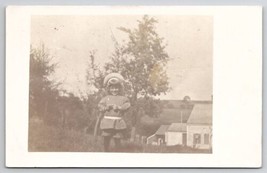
[187,125,212,149]
[165,132,183,146]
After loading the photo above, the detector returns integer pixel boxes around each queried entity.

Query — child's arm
[98,97,114,112]
[98,97,108,112]
[118,97,131,111]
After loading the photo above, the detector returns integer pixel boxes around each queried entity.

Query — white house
[187,104,212,149]
[147,125,169,145]
[165,123,187,146]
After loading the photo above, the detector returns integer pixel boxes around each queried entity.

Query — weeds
[29,122,211,153]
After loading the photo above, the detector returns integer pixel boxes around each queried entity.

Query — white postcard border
[6,6,262,167]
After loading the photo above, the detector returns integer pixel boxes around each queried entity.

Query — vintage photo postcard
[6,6,262,167]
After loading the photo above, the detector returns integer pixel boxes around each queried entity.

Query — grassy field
[29,121,211,153]
[29,121,103,152]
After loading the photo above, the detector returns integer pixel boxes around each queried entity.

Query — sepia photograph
[6,6,261,167]
[29,15,213,153]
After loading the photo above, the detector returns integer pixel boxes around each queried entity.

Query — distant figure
[98,73,131,152]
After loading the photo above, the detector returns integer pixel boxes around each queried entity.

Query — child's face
[109,85,119,96]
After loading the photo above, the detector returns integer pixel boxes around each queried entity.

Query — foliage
[137,122,161,137]
[29,45,91,132]
[29,44,59,122]
[105,15,170,101]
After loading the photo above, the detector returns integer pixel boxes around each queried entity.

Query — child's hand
[106,105,113,111]
[99,105,107,112]
[105,104,122,112]
[113,105,122,112]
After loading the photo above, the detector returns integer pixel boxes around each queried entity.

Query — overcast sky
[31,15,213,100]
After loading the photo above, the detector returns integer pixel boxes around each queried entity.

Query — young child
[98,73,130,152]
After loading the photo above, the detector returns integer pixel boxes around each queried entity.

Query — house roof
[187,104,212,125]
[167,123,187,132]
[155,125,170,135]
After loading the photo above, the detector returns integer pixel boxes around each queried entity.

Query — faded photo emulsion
[29,15,213,153]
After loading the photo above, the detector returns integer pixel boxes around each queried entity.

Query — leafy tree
[30,45,91,131]
[105,15,170,101]
[29,44,60,123]
[57,92,89,131]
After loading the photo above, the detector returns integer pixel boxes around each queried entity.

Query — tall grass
[29,121,211,153]
[28,121,103,152]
